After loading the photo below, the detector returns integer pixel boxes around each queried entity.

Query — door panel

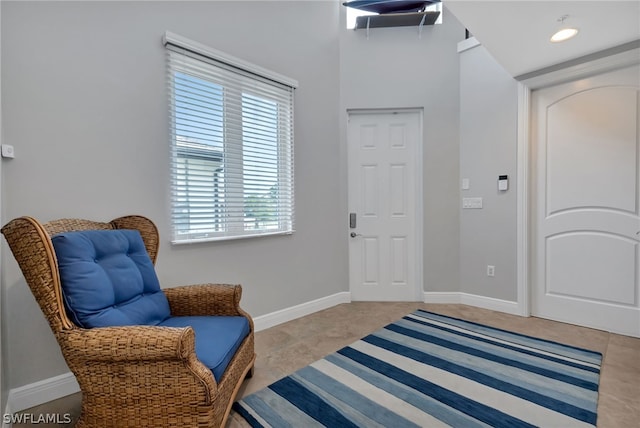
[546,87,638,214]
[348,110,422,301]
[391,236,408,285]
[546,232,637,305]
[363,237,379,285]
[532,65,640,337]
[362,165,379,216]
[390,164,407,216]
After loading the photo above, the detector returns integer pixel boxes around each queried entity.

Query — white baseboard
[7,372,79,414]
[254,291,352,332]
[424,292,520,316]
[3,401,12,428]
[5,291,352,414]
[423,292,462,304]
[2,290,524,414]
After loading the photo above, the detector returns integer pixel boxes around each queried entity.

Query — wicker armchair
[1,215,255,427]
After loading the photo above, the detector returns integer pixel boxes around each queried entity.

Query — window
[165,33,296,243]
[345,2,443,29]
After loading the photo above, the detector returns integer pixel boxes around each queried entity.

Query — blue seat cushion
[159,316,250,381]
[52,229,171,328]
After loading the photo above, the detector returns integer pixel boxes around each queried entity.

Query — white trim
[163,31,299,88]
[516,82,531,317]
[253,292,352,332]
[515,46,640,323]
[457,37,480,53]
[171,230,294,246]
[415,111,425,302]
[3,401,12,428]
[2,290,528,413]
[423,292,462,304]
[7,372,79,414]
[517,45,640,89]
[5,292,352,413]
[346,107,425,115]
[424,292,521,316]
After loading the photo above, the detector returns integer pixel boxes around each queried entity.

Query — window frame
[165,32,297,244]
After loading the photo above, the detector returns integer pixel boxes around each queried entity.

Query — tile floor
[14,303,640,427]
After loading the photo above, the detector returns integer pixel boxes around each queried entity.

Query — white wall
[459,42,518,301]
[339,6,465,294]
[1,0,344,390]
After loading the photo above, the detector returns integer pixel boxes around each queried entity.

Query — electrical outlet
[487,265,495,277]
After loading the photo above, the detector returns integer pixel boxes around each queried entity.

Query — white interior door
[348,109,422,301]
[531,65,640,337]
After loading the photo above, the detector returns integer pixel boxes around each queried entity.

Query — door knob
[350,232,362,238]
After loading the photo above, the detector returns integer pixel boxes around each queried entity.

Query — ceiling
[445,0,640,77]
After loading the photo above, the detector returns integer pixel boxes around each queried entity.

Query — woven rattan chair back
[1,215,158,334]
[1,215,255,427]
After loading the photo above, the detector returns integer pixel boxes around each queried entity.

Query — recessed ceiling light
[551,27,579,43]
[551,15,578,43]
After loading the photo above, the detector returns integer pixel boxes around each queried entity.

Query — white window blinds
[165,33,296,243]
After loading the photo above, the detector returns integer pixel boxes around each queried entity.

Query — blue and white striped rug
[233,310,602,427]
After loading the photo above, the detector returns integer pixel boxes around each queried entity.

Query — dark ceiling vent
[343,0,440,14]
[344,0,442,32]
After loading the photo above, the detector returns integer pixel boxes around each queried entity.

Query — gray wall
[1,0,471,395]
[459,43,518,301]
[1,0,344,390]
[0,0,4,414]
[339,6,465,294]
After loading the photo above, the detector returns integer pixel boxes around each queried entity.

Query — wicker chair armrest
[60,325,199,362]
[59,325,218,405]
[164,283,251,320]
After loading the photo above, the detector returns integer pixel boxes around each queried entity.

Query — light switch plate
[462,197,483,209]
[1,144,15,159]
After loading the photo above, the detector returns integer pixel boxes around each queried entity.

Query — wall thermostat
[498,175,508,191]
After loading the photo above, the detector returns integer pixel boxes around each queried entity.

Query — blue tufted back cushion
[52,229,171,328]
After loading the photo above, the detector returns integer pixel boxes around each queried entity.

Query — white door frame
[347,107,424,302]
[515,47,640,317]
